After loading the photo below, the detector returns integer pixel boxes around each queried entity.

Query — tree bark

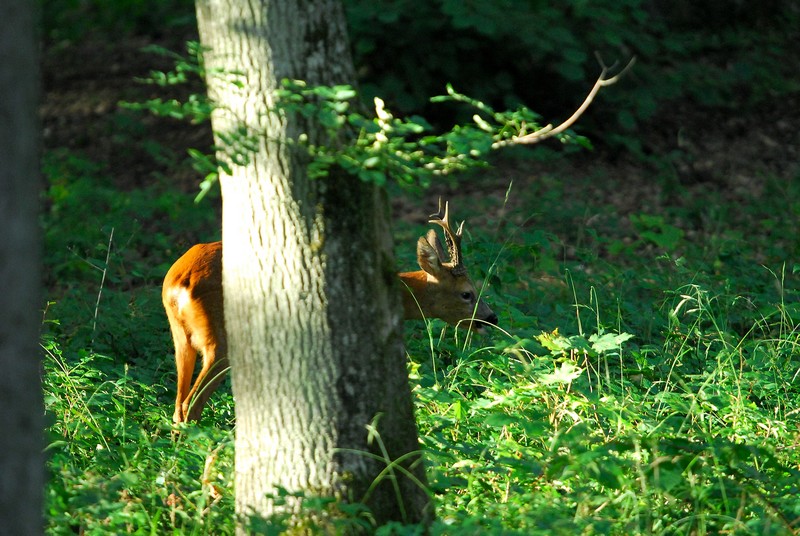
[195,0,429,529]
[0,1,44,534]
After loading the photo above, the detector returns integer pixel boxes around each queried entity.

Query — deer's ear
[425,229,447,260]
[417,234,446,279]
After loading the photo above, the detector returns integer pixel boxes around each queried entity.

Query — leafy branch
[124,44,632,196]
[276,55,632,187]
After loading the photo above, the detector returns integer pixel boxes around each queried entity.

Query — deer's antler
[428,198,466,275]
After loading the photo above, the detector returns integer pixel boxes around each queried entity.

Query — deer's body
[163,241,226,423]
[164,201,496,423]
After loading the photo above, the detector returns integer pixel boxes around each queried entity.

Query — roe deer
[163,200,497,423]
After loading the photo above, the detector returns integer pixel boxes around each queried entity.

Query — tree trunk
[0,0,43,533]
[194,0,429,529]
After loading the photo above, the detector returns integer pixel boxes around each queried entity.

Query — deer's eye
[461,291,474,302]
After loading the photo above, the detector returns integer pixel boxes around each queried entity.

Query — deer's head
[401,200,498,332]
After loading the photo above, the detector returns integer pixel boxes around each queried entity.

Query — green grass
[412,282,800,534]
[39,0,800,531]
[41,144,800,533]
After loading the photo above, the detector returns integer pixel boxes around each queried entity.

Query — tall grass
[408,274,799,534]
[41,147,800,533]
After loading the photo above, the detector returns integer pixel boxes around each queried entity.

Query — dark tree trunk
[0,1,44,533]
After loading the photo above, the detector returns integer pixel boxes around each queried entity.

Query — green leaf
[589,332,634,353]
[483,413,518,428]
[539,362,582,385]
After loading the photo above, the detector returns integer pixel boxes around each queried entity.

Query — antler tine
[428,198,465,272]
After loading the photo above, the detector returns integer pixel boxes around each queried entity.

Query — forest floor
[41,33,800,251]
[38,28,800,535]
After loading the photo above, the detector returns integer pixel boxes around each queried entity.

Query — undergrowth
[38,1,800,532]
[411,273,800,534]
[41,141,800,532]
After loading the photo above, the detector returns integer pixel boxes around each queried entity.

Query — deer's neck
[397,270,429,320]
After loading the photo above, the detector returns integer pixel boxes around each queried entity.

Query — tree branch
[493,55,636,149]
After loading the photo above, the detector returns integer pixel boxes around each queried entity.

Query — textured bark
[0,1,44,533]
[195,0,429,529]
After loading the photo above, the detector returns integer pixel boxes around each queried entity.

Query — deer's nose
[486,313,498,326]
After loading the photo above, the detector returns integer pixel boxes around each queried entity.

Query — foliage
[410,288,800,534]
[42,336,235,534]
[344,0,800,151]
[123,42,597,199]
[41,143,800,532]
[276,80,589,189]
[118,42,231,202]
[39,0,800,533]
[41,0,195,43]
[40,147,230,533]
[42,0,799,153]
